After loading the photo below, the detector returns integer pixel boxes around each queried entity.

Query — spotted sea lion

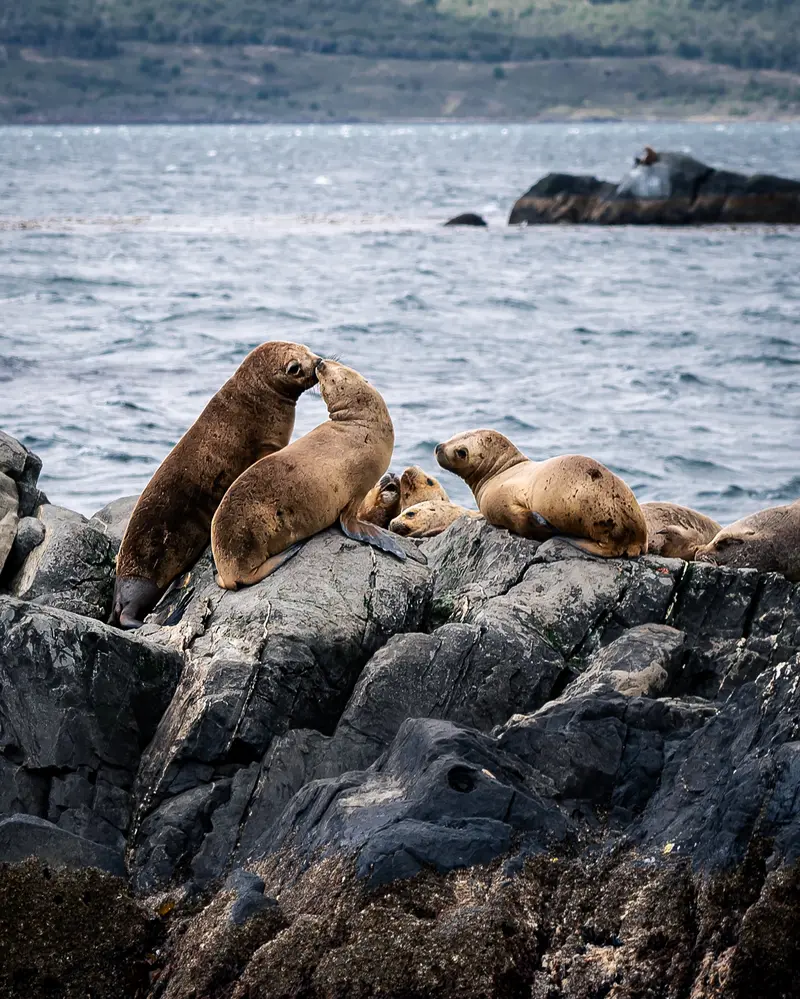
[357,472,401,528]
[435,429,647,557]
[694,502,800,581]
[642,501,721,560]
[399,465,450,509]
[211,359,409,589]
[390,500,480,538]
[111,341,320,628]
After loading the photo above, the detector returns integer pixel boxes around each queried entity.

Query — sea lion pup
[694,503,800,581]
[390,500,480,538]
[642,501,721,560]
[399,465,451,509]
[357,471,401,528]
[211,359,409,589]
[111,341,320,628]
[435,429,647,557]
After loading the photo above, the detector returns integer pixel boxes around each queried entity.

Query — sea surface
[1,121,799,522]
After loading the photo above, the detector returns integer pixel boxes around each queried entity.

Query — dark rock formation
[509,150,800,225]
[444,212,488,226]
[2,424,800,997]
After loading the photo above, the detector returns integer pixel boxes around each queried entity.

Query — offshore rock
[509,150,800,225]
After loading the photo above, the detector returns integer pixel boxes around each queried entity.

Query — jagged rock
[244,718,571,887]
[509,150,800,225]
[129,528,431,892]
[0,597,183,855]
[0,430,46,517]
[0,430,27,478]
[0,815,125,875]
[565,622,686,697]
[0,471,18,576]
[7,503,117,620]
[88,494,139,549]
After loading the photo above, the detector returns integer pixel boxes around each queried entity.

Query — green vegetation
[1,0,799,72]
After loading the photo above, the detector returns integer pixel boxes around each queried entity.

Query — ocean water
[1,121,799,523]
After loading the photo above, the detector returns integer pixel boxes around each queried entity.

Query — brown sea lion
[435,429,647,557]
[694,502,800,581]
[357,472,401,528]
[111,341,320,628]
[211,359,409,589]
[399,465,450,509]
[642,501,721,560]
[390,500,480,538]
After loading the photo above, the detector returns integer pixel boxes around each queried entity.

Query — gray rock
[0,472,19,576]
[8,504,117,620]
[0,597,183,851]
[0,515,45,580]
[0,814,125,875]
[0,431,28,478]
[130,528,431,891]
[565,623,686,698]
[88,494,139,549]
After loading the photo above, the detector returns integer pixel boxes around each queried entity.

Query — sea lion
[211,359,408,589]
[357,472,401,528]
[694,502,800,581]
[642,501,721,560]
[399,465,450,509]
[111,341,320,628]
[435,429,647,557]
[390,500,480,538]
[635,145,659,167]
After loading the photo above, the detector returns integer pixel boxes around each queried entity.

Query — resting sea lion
[399,465,450,509]
[111,341,320,628]
[435,429,647,557]
[642,501,721,560]
[694,502,800,581]
[211,359,408,589]
[390,500,479,538]
[357,472,401,528]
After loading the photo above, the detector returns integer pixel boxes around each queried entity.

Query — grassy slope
[1,0,799,123]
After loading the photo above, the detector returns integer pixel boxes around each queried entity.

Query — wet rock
[0,430,27,478]
[509,150,800,225]
[444,212,488,226]
[7,503,117,620]
[0,597,183,853]
[565,622,686,697]
[0,814,124,875]
[0,430,46,517]
[130,528,431,891]
[245,717,571,887]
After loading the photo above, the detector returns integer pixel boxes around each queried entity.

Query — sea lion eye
[286,361,302,376]
[407,511,416,518]
[455,448,468,460]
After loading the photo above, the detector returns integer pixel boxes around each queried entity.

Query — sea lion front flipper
[554,536,611,558]
[527,510,559,540]
[339,512,409,562]
[247,541,306,585]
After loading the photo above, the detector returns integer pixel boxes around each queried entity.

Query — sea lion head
[390,500,465,538]
[399,465,449,507]
[316,359,391,430]
[246,341,321,399]
[435,429,524,489]
[695,518,768,572]
[358,472,401,527]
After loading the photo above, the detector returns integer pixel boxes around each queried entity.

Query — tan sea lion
[357,472,401,528]
[211,359,409,589]
[399,465,450,509]
[111,341,320,628]
[642,501,721,560]
[435,429,647,557]
[694,502,800,581]
[390,500,480,538]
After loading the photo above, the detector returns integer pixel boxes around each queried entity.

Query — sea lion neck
[468,448,527,498]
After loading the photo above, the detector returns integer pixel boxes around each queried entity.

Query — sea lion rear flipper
[339,513,411,562]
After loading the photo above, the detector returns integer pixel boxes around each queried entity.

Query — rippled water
[1,121,799,523]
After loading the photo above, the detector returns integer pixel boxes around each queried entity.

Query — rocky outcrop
[0,430,47,578]
[509,151,800,225]
[444,212,488,226]
[2,424,800,997]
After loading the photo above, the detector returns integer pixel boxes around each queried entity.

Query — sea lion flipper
[554,536,610,558]
[339,513,409,561]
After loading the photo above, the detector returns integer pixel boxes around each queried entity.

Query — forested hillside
[2,0,798,71]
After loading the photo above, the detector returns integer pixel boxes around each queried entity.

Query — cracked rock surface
[1,429,800,998]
